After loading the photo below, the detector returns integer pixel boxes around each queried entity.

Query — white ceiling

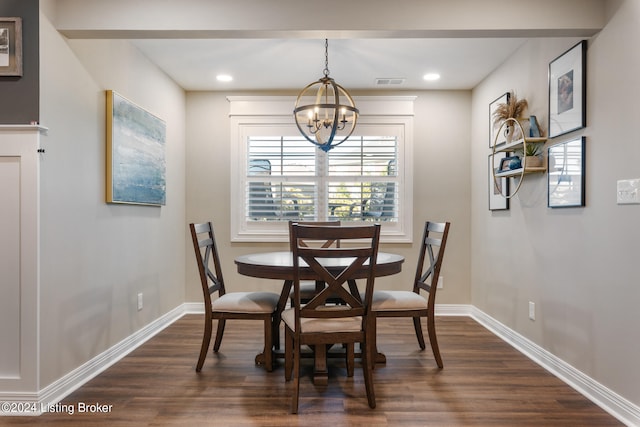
[131,38,528,91]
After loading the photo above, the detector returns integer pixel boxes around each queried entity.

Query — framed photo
[489,153,509,210]
[0,17,22,76]
[106,90,167,206]
[498,156,521,173]
[547,137,585,208]
[548,40,587,138]
[489,92,510,148]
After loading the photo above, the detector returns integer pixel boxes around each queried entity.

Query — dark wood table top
[234,251,404,281]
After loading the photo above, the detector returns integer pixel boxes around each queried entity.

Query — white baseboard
[3,302,638,425]
[183,302,205,314]
[470,306,640,427]
[434,303,472,316]
[0,305,188,415]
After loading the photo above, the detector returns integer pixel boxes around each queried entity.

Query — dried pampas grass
[492,92,528,126]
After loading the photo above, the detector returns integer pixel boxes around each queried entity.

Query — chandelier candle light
[294,39,359,152]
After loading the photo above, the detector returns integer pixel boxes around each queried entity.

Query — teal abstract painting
[106,90,166,206]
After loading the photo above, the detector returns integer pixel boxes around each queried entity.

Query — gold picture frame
[106,90,166,206]
[0,17,22,76]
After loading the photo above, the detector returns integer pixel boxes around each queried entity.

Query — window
[229,96,414,242]
[247,135,397,221]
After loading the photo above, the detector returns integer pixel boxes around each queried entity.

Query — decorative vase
[512,119,530,141]
[504,124,514,143]
[529,115,541,137]
[509,157,522,170]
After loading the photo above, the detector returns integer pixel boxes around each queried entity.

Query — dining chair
[190,222,280,372]
[288,220,341,305]
[370,221,450,368]
[283,223,381,413]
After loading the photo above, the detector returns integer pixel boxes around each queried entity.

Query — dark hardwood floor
[2,315,622,426]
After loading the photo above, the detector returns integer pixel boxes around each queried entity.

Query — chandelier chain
[323,38,330,77]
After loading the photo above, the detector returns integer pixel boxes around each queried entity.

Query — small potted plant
[519,143,543,168]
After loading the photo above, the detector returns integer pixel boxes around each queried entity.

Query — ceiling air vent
[375,78,406,86]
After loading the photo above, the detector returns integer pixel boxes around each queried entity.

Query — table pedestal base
[255,347,386,384]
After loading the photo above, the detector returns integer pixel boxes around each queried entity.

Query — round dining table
[235,251,404,281]
[234,251,404,384]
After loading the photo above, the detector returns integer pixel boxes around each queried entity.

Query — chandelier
[293,39,359,152]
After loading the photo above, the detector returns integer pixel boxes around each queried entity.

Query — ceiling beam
[53,0,605,39]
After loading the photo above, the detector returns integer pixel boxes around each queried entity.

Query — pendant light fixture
[293,39,359,152]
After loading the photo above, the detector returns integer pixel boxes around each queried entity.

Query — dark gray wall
[0,0,39,124]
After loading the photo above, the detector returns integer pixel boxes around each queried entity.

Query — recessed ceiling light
[423,73,441,81]
[216,74,233,82]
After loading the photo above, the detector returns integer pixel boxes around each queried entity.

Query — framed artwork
[106,90,166,206]
[489,92,510,148]
[548,40,587,138]
[498,156,522,174]
[489,152,509,211]
[547,137,585,208]
[0,17,22,76]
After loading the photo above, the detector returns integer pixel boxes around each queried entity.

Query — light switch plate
[617,179,640,204]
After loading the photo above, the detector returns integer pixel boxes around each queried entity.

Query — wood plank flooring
[1,315,622,426]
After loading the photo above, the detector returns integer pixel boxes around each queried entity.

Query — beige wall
[471,0,640,405]
[38,5,187,388]
[185,90,472,304]
[32,0,640,415]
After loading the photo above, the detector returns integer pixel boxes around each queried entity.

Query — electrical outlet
[437,276,444,289]
[528,301,535,321]
[137,293,143,311]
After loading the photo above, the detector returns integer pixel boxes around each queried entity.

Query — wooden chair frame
[371,221,450,368]
[288,220,341,304]
[284,223,381,413]
[190,222,279,372]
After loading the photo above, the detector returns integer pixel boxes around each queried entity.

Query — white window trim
[229,95,415,243]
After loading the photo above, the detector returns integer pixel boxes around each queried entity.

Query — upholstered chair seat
[371,290,429,311]
[211,292,279,313]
